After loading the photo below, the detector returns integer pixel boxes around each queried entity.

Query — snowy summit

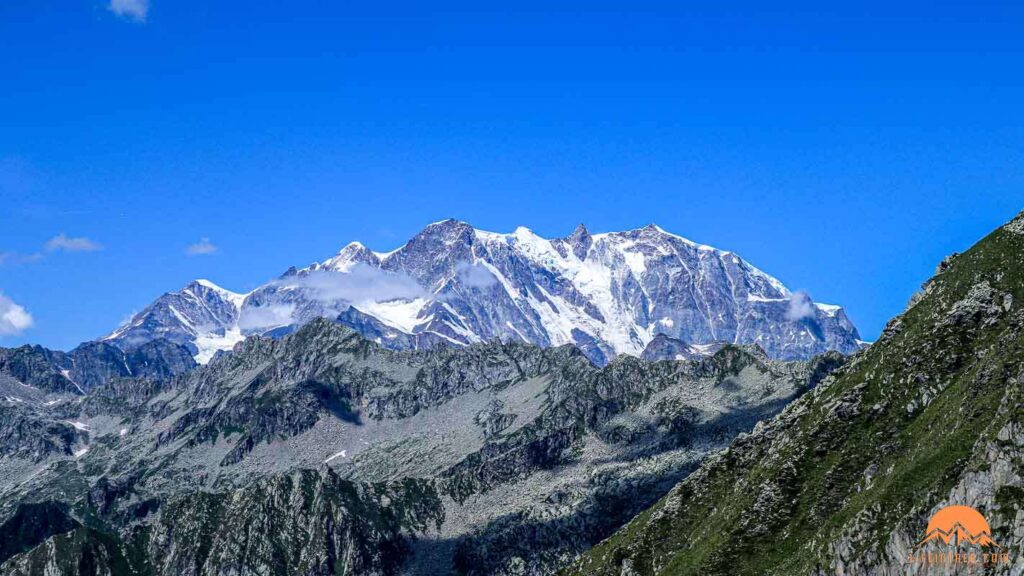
[102,220,861,365]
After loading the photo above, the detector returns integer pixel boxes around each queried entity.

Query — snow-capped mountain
[103,220,862,364]
[103,279,247,364]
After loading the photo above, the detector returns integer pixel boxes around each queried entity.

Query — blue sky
[1,0,1022,350]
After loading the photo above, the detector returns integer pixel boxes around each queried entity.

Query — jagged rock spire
[566,223,593,260]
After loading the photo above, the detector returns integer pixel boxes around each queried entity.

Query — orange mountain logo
[917,505,1000,548]
[907,505,1011,567]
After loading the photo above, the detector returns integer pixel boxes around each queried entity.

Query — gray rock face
[639,333,729,361]
[0,345,82,395]
[104,221,862,365]
[0,339,196,464]
[0,404,82,461]
[0,318,845,575]
[0,339,196,395]
[0,470,444,576]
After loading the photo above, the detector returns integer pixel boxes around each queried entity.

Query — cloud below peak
[786,290,817,321]
[455,261,499,289]
[238,265,427,331]
[45,233,102,253]
[108,0,148,22]
[0,292,33,336]
[283,265,427,305]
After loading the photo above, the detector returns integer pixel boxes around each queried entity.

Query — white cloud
[249,264,427,329]
[186,238,218,256]
[786,291,816,321]
[108,0,148,22]
[239,303,296,331]
[45,233,102,253]
[0,292,33,336]
[455,261,499,289]
[285,265,427,305]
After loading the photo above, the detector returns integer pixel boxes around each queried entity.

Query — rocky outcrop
[0,470,445,576]
[0,403,82,461]
[0,339,195,395]
[0,345,82,395]
[640,334,727,361]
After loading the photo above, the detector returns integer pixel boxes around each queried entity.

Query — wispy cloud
[45,233,102,253]
[455,261,499,289]
[282,265,427,304]
[0,292,33,336]
[0,251,43,266]
[786,290,816,321]
[240,264,427,331]
[186,238,218,256]
[239,303,297,331]
[108,0,148,22]
[3,233,100,267]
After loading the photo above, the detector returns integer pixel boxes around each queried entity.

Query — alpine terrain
[0,220,872,575]
[0,320,843,574]
[102,220,862,366]
[564,211,1024,575]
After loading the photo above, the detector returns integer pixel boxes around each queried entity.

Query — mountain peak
[424,218,472,231]
[186,279,245,304]
[191,278,227,291]
[415,219,476,243]
[625,222,708,248]
[567,223,590,240]
[321,241,381,272]
[334,241,375,258]
[565,223,593,259]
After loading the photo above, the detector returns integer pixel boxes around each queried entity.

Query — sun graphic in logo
[917,505,1001,549]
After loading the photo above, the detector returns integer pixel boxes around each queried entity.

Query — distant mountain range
[102,220,863,365]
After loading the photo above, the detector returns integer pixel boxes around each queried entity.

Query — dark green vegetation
[565,213,1024,575]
